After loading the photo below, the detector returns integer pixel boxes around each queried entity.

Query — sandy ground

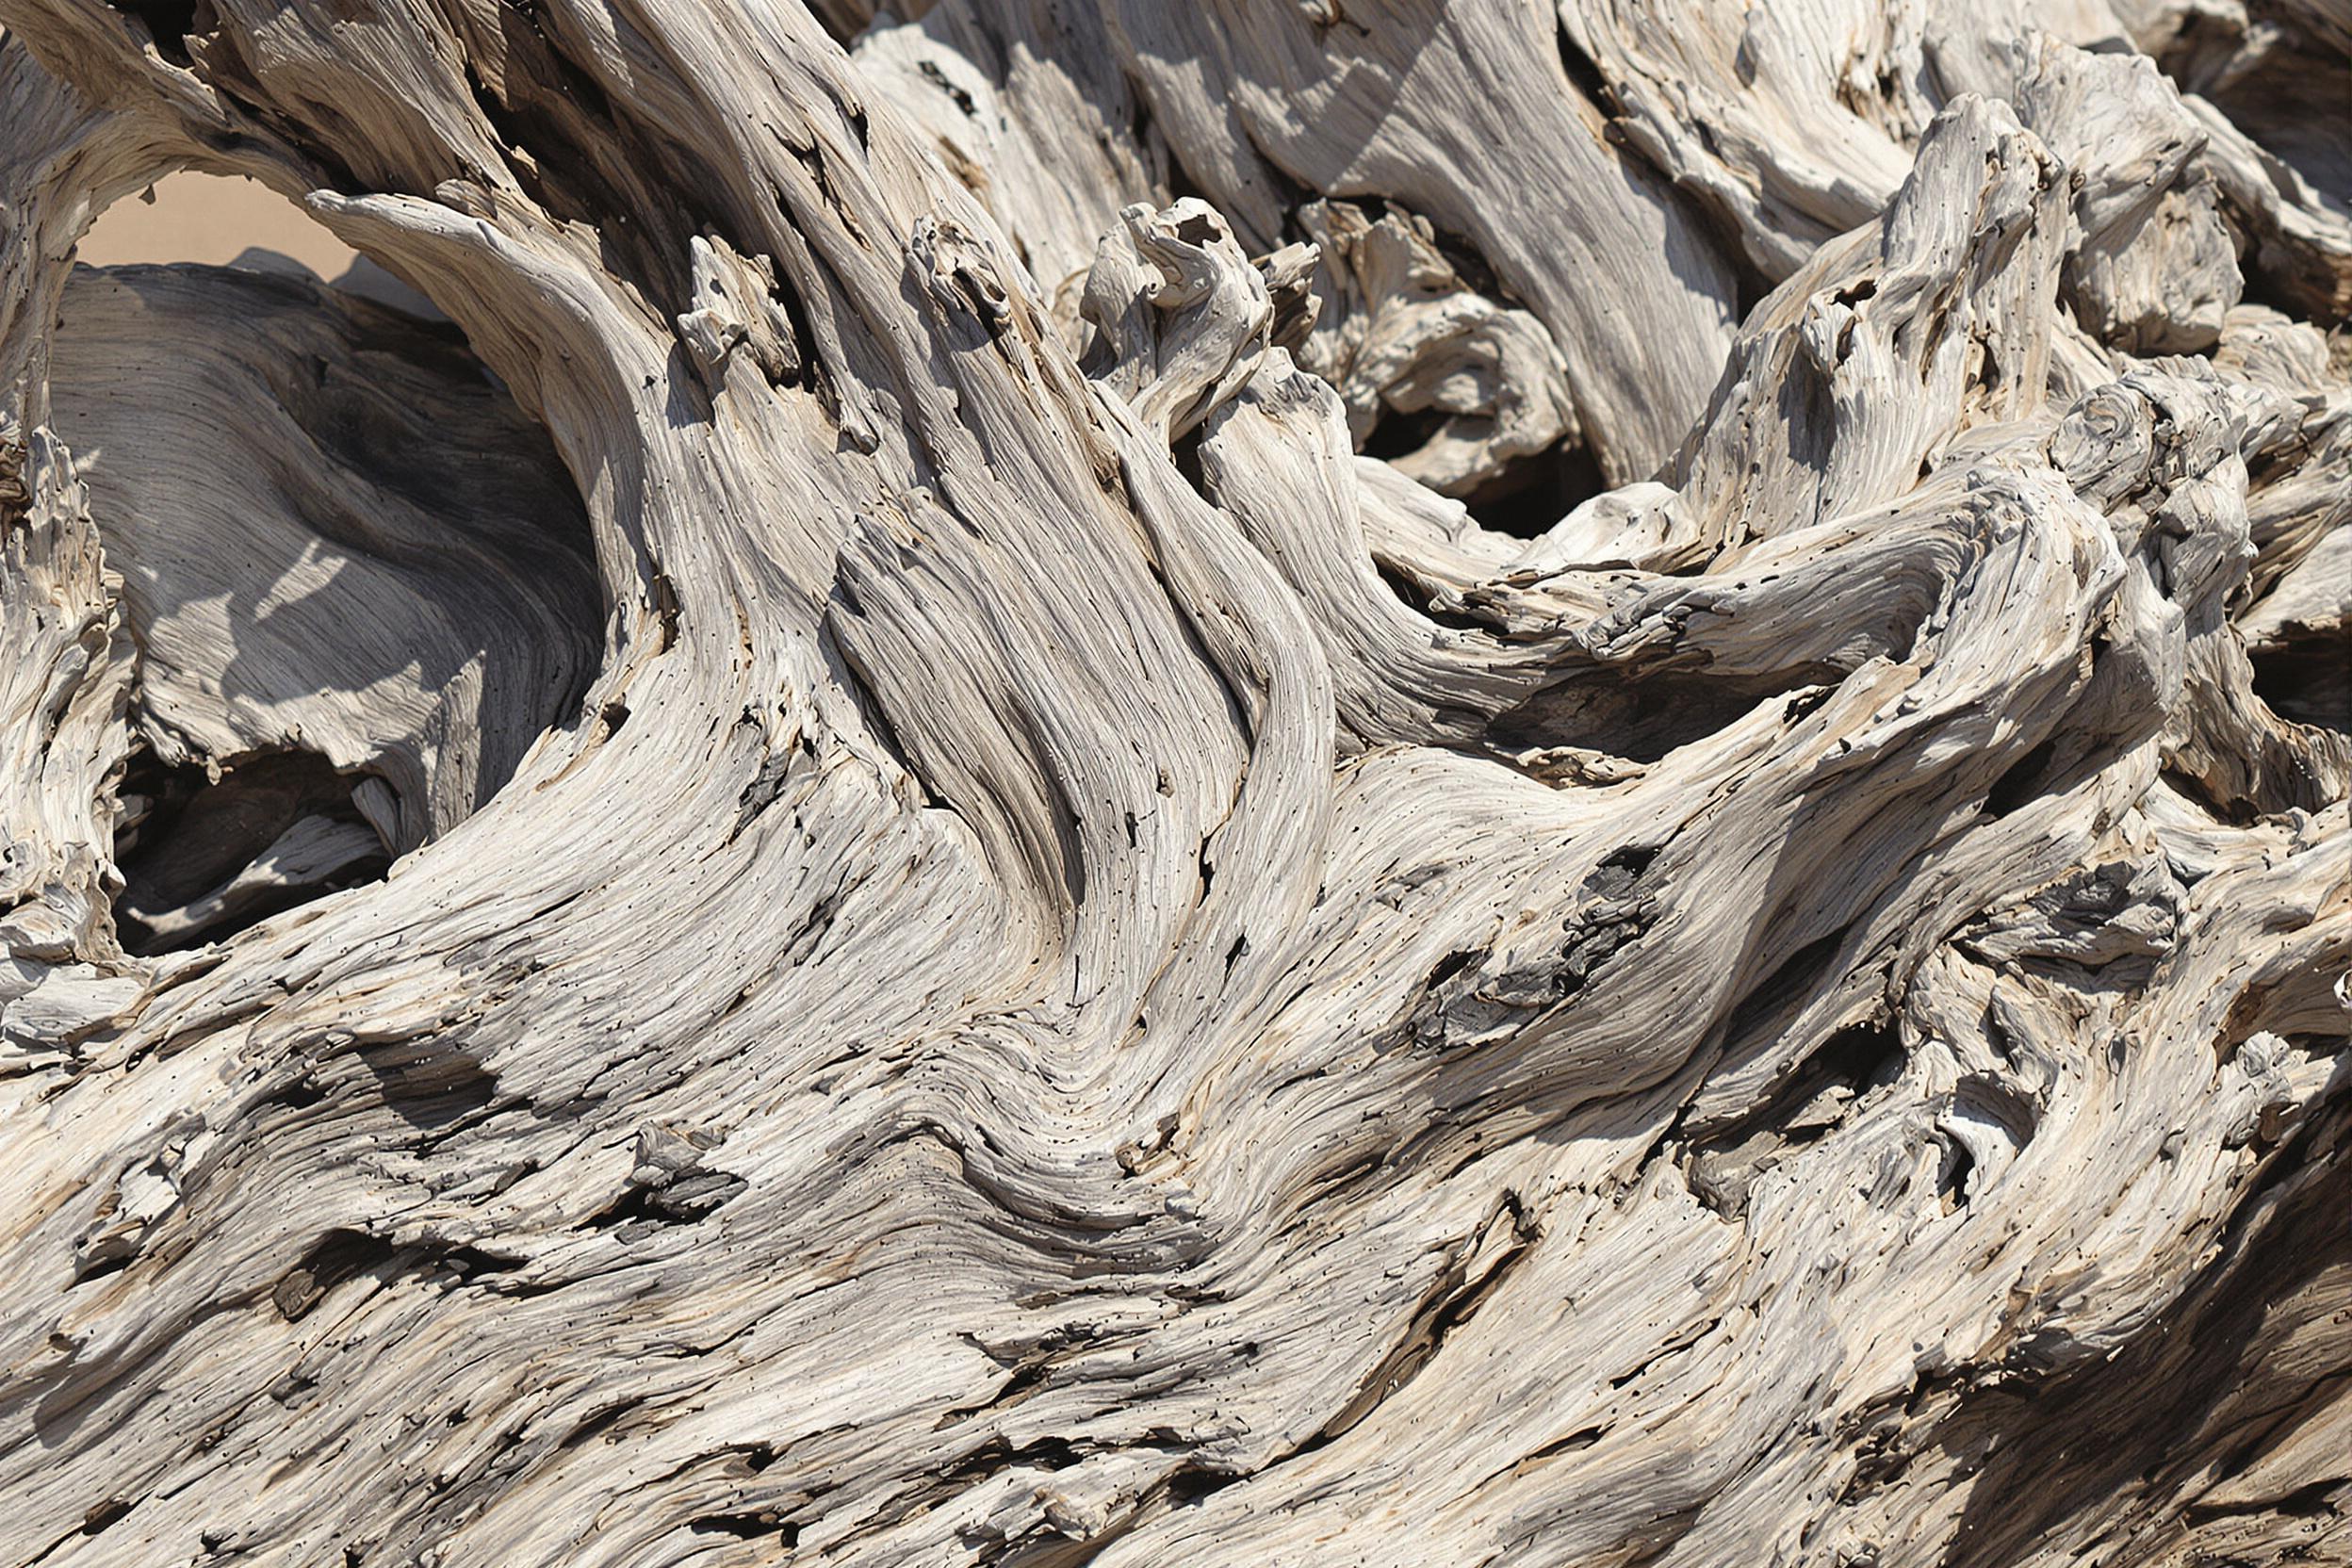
[79,171,359,274]
[78,171,441,317]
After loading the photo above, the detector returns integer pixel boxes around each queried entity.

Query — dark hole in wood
[112,745,391,955]
[2250,629,2350,733]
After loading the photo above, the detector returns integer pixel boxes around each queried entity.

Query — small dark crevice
[941,1434,1085,1482]
[650,571,681,650]
[1369,556,1490,633]
[1730,262,1774,326]
[112,745,392,956]
[1782,684,1836,725]
[1463,443,1605,543]
[1173,211,1220,247]
[1583,842,1659,899]
[2250,629,2350,732]
[690,1513,800,1544]
[1495,667,1812,766]
[580,1170,747,1240]
[72,1252,134,1286]
[1360,406,1446,466]
[1934,1136,1976,1213]
[1554,24,1618,115]
[1424,948,1482,990]
[1521,1425,1606,1465]
[1815,1017,1906,1091]
[556,1396,649,1451]
[1291,1141,1387,1217]
[1117,76,1159,152]
[2181,1476,2345,1525]
[267,1075,328,1113]
[463,61,544,207]
[439,1244,531,1282]
[580,1127,745,1241]
[1168,424,1211,497]
[1412,212,1507,304]
[783,886,841,968]
[80,1497,133,1537]
[1983,738,2059,819]
[937,1353,1057,1429]
[272,1229,400,1321]
[1165,1463,1241,1505]
[2159,763,2262,830]
[1610,1315,1725,1391]
[756,248,820,394]
[106,0,203,68]
[1371,557,1432,613]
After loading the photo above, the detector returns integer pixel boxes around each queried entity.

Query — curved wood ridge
[0,1,2345,1564]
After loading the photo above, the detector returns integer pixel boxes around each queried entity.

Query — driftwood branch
[1,1,2346,1564]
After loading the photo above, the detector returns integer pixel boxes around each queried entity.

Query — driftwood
[0,1,2347,1564]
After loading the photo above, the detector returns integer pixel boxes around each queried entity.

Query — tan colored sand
[79,172,358,275]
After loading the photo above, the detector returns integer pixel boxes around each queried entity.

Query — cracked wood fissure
[1,1,2348,1565]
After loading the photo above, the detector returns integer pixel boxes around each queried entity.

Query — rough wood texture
[0,3,2346,1566]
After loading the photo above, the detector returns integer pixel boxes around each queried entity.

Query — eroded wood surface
[0,2,2346,1564]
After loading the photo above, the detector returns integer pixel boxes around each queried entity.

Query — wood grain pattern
[0,2,2344,1564]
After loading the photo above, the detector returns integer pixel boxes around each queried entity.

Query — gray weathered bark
[1,2,2346,1565]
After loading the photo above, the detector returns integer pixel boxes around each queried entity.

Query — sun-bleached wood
[0,3,2345,1566]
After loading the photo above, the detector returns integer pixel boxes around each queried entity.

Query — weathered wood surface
[0,2,2346,1565]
